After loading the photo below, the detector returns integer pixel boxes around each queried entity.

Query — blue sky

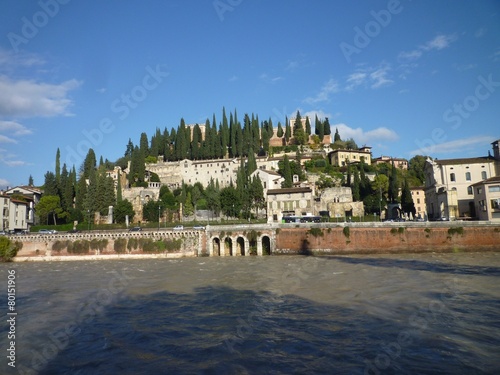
[0,0,499,188]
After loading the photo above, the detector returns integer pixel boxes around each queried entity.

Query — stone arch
[261,235,271,255]
[211,237,221,256]
[224,237,233,256]
[236,236,246,256]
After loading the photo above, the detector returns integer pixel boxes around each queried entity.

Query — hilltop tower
[492,139,500,177]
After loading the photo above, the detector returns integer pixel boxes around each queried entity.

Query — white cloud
[423,34,456,51]
[0,48,45,71]
[0,134,17,143]
[229,75,238,82]
[0,121,32,136]
[475,28,486,38]
[398,34,456,61]
[0,178,9,188]
[260,73,283,84]
[370,66,393,89]
[345,72,367,91]
[0,76,81,117]
[409,136,492,156]
[304,78,339,104]
[333,123,399,145]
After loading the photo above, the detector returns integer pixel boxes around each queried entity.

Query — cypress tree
[388,161,399,203]
[315,115,324,141]
[305,116,311,137]
[352,169,360,201]
[139,132,149,157]
[285,117,291,144]
[324,117,331,136]
[82,149,96,179]
[116,170,123,203]
[55,148,61,185]
[277,122,284,138]
[282,155,293,188]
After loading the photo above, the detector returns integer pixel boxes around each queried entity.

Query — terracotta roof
[434,156,494,165]
[471,176,500,186]
[267,187,312,195]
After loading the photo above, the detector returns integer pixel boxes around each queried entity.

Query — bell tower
[492,140,500,177]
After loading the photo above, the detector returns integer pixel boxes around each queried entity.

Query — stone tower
[492,139,500,177]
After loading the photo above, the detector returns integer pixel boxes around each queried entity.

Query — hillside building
[424,139,500,220]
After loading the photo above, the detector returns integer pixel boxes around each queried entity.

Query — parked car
[173,225,184,230]
[193,225,205,230]
[39,229,57,234]
[129,226,142,232]
[68,229,80,233]
[0,230,6,236]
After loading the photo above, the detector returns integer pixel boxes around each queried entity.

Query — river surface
[1,252,500,374]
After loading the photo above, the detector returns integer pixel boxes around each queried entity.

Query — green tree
[143,200,164,223]
[0,237,21,262]
[36,195,64,225]
[220,184,240,218]
[315,115,324,141]
[305,116,311,136]
[82,148,96,179]
[323,117,331,136]
[277,122,284,138]
[352,170,360,201]
[401,178,416,216]
[55,148,61,184]
[285,117,291,144]
[114,199,135,224]
[43,171,58,196]
[388,161,399,203]
[293,111,307,145]
[408,155,428,185]
[281,155,293,188]
[28,175,34,186]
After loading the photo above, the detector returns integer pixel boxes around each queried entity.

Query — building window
[482,171,487,180]
[477,187,483,194]
[450,173,456,182]
[467,186,473,195]
[417,198,420,204]
[465,172,471,181]
[489,185,500,193]
[491,199,500,210]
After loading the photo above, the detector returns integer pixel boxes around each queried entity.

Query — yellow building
[329,146,372,167]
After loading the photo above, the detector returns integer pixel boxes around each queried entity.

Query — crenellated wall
[10,223,500,261]
[13,230,204,260]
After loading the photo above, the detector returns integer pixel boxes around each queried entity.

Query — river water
[1,252,500,374]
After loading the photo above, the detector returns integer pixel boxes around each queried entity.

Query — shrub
[448,227,464,236]
[0,237,21,262]
[165,239,182,252]
[114,238,127,253]
[343,226,350,238]
[127,237,139,252]
[308,227,323,238]
[70,240,90,254]
[90,239,108,251]
[52,240,71,253]
[398,227,405,234]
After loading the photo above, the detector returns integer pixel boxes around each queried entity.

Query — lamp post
[87,209,90,231]
[158,205,161,231]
